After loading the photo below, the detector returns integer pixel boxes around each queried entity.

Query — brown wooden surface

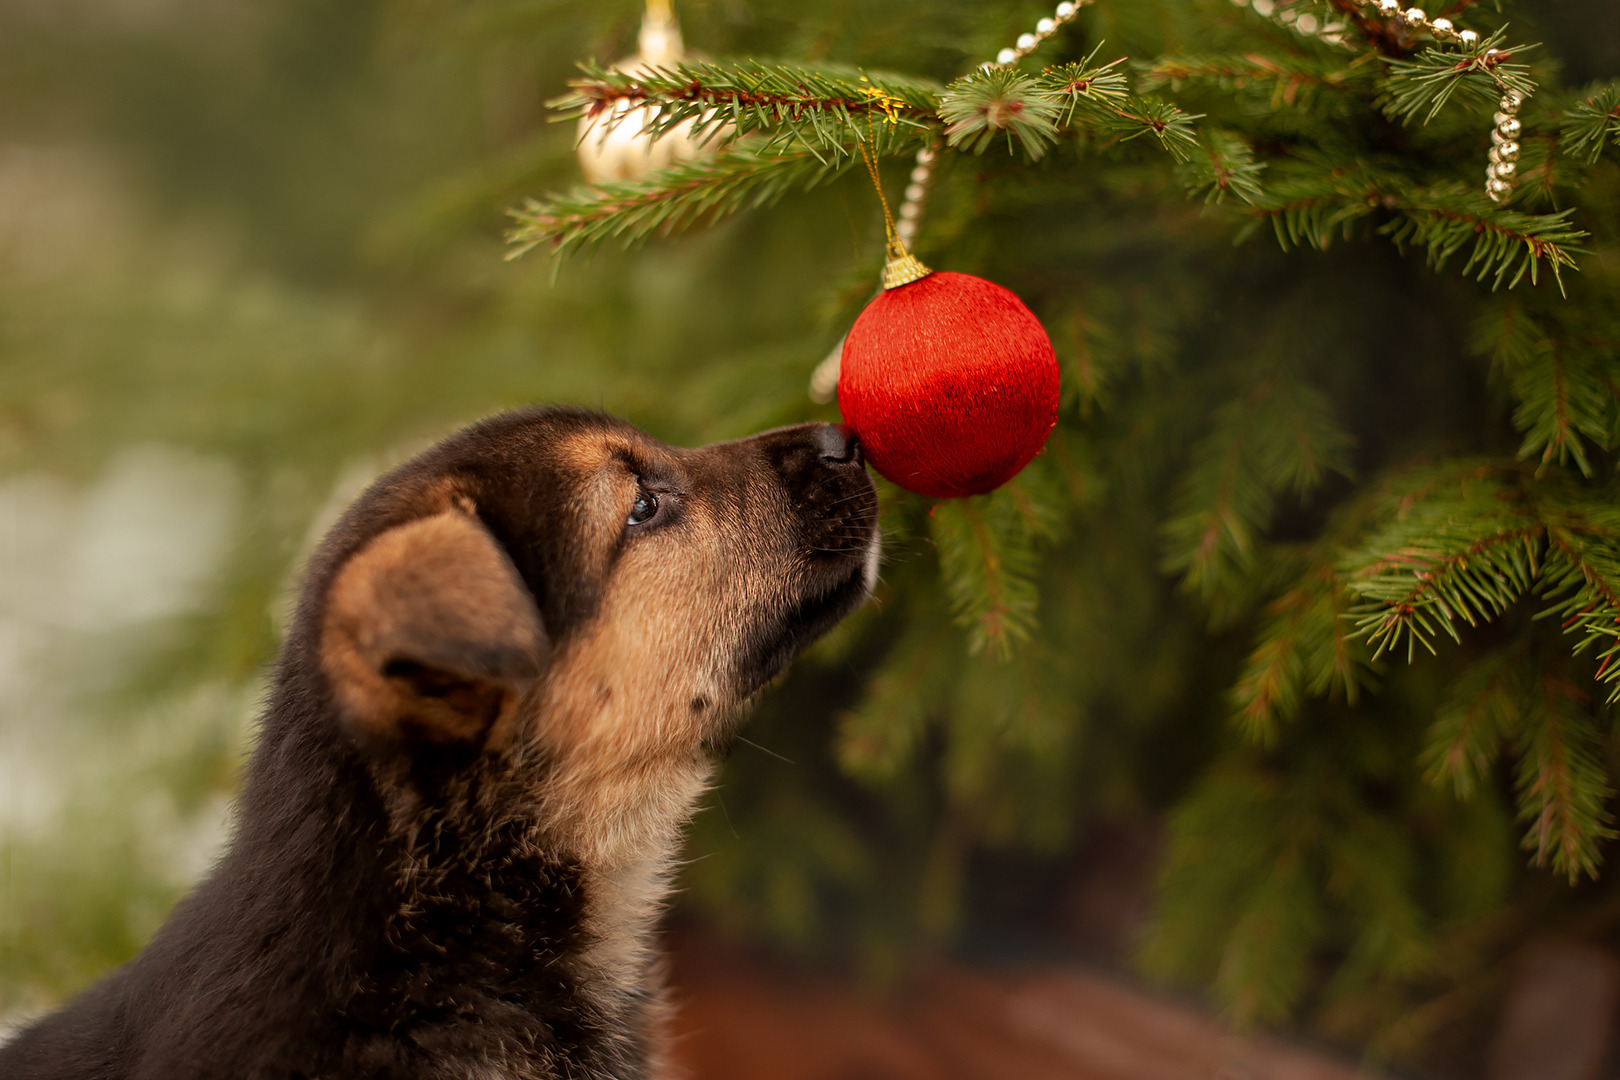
[664,933,1389,1080]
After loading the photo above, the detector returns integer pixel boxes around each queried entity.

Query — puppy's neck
[525,627,733,870]
[524,671,725,1020]
[553,753,714,1014]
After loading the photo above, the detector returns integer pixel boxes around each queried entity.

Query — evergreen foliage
[506,0,1620,1065]
[4,1,1620,1075]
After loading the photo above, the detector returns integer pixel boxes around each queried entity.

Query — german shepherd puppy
[2,408,879,1079]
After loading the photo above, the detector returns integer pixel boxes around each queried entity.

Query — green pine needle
[1378,187,1585,293]
[1231,564,1374,745]
[551,59,943,162]
[1035,49,1201,161]
[939,68,1066,160]
[1382,31,1537,126]
[1179,129,1268,205]
[1344,470,1620,706]
[506,139,857,258]
[836,615,954,781]
[1562,82,1620,165]
[1164,374,1354,603]
[929,467,1061,659]
[1142,51,1363,104]
[1423,646,1528,800]
[1513,672,1615,881]
[938,49,1201,162]
[1346,501,1542,662]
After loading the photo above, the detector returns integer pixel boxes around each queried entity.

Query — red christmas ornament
[838,249,1060,499]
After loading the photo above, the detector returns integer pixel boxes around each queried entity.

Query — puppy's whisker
[733,736,795,765]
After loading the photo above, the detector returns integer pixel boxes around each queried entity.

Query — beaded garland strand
[810,0,1528,403]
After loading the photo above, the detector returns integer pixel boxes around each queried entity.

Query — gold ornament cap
[882,240,933,290]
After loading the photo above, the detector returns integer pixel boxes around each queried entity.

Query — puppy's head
[302,408,877,851]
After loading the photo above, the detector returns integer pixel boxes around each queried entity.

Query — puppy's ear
[322,509,548,745]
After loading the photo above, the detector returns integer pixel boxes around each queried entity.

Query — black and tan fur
[2,407,879,1079]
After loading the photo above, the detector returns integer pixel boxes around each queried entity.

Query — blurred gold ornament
[577,0,718,184]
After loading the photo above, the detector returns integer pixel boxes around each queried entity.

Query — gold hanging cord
[856,79,932,290]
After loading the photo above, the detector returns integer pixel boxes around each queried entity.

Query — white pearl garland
[979,0,1095,74]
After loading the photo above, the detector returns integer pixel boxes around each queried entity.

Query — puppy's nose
[816,424,863,466]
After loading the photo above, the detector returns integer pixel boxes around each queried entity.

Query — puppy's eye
[627,488,659,526]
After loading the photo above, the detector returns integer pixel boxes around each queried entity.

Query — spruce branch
[940,57,1202,162]
[1378,186,1585,292]
[1141,757,1325,1027]
[1250,165,1585,289]
[521,48,1205,261]
[836,615,955,781]
[1093,94,1203,161]
[1034,51,1201,160]
[1219,856,1324,1025]
[1514,671,1614,881]
[1473,302,1616,477]
[1563,82,1620,165]
[1344,468,1541,660]
[1473,295,1547,384]
[1141,51,1362,103]
[934,497,1037,659]
[551,59,943,161]
[1345,473,1620,698]
[1248,155,1383,252]
[506,140,851,258]
[1230,563,1372,744]
[1258,191,1372,252]
[1424,645,1528,800]
[1232,577,1315,741]
[1326,813,1435,989]
[1180,129,1268,205]
[1165,375,1354,603]
[1226,468,1447,747]
[1511,340,1612,476]
[1043,49,1131,119]
[930,468,1060,659]
[1539,504,1620,703]
[1228,463,1558,746]
[1350,524,1543,660]
[1381,31,1537,125]
[1163,410,1278,599]
[939,68,1065,161]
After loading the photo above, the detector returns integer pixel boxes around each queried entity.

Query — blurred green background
[4,2,1620,1075]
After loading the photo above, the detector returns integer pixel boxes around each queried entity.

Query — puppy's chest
[369,842,590,1013]
[355,815,683,1066]
[576,853,678,1001]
